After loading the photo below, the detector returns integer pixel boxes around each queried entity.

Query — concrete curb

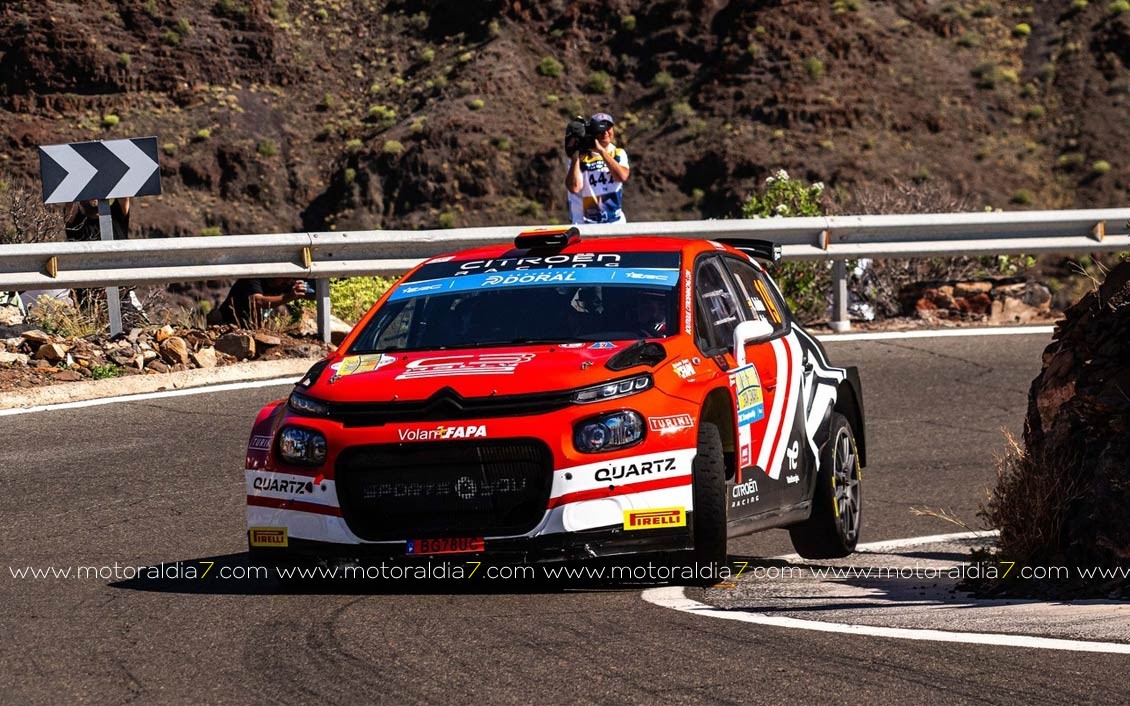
[0,358,316,410]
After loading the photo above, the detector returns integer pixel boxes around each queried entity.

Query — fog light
[574,411,645,454]
[278,427,328,465]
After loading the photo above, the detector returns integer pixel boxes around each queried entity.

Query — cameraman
[565,112,630,224]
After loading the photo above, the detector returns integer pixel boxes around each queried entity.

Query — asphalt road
[2,333,1126,705]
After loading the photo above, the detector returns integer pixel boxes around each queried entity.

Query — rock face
[902,279,1052,323]
[987,262,1130,596]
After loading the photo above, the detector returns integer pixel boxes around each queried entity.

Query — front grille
[335,439,553,541]
[325,387,571,427]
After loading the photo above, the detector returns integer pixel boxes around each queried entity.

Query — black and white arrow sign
[39,136,161,204]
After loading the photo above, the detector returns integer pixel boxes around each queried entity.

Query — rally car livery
[245,228,865,569]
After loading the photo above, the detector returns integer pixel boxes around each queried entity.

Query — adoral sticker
[396,353,535,380]
[331,353,396,380]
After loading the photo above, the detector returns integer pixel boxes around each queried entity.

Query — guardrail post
[830,259,850,333]
[97,200,123,336]
[315,278,331,344]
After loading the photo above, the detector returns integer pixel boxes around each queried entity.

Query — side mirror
[733,319,775,367]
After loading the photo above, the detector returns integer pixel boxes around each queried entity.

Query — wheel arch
[700,386,736,480]
[834,366,866,467]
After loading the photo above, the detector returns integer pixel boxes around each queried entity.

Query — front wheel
[788,413,861,559]
[689,422,728,571]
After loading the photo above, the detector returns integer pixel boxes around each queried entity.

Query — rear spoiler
[715,238,782,264]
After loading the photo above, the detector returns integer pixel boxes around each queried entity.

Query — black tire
[690,422,728,571]
[788,412,862,559]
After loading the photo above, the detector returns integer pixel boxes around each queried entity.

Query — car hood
[304,344,647,403]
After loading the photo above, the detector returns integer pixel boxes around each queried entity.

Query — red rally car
[245,228,866,568]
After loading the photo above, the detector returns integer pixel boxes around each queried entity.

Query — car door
[722,256,817,512]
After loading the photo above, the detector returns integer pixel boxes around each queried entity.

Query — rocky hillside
[0,0,1126,239]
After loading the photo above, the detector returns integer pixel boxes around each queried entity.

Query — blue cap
[590,112,614,129]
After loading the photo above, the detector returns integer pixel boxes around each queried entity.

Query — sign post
[38,136,161,335]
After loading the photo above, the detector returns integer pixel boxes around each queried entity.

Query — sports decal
[550,448,697,508]
[757,336,803,480]
[248,435,272,450]
[683,268,694,334]
[648,414,695,434]
[397,424,488,441]
[395,353,535,379]
[752,278,781,324]
[730,364,765,426]
[246,470,337,507]
[589,341,616,350]
[623,507,686,530]
[731,477,760,508]
[673,359,696,379]
[249,527,288,548]
[331,353,396,380]
[558,343,585,348]
[388,267,680,301]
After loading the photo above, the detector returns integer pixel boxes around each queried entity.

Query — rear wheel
[690,422,728,571]
[788,413,861,559]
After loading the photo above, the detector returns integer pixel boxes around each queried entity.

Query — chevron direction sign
[38,136,161,204]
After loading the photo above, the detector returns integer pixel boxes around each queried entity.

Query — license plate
[406,537,485,555]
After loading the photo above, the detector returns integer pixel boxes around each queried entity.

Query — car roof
[428,234,732,263]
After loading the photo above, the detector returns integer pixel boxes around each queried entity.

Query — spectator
[64,198,130,241]
[217,278,310,328]
[565,112,630,224]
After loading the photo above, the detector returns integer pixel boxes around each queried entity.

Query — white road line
[0,377,297,417]
[774,530,999,560]
[641,530,1130,655]
[815,325,1055,342]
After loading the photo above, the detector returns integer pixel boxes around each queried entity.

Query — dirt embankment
[0,0,1126,240]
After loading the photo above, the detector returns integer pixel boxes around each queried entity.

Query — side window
[726,258,786,332]
[694,258,743,352]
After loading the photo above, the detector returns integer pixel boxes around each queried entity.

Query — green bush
[1091,160,1112,175]
[467,98,485,110]
[1071,0,1089,8]
[344,138,363,152]
[741,170,829,321]
[1013,22,1032,36]
[161,29,181,46]
[1023,104,1046,120]
[1055,152,1085,170]
[537,56,563,78]
[438,211,456,228]
[382,140,404,156]
[1109,0,1129,14]
[329,277,397,323]
[652,70,674,90]
[175,18,193,35]
[256,139,278,157]
[669,101,696,121]
[194,128,212,141]
[620,14,637,30]
[418,47,435,63]
[1011,189,1035,205]
[90,364,124,380]
[366,104,397,127]
[118,53,132,67]
[343,167,357,184]
[199,226,223,236]
[101,114,120,128]
[314,7,328,21]
[161,142,177,156]
[803,57,826,80]
[457,51,473,63]
[957,32,981,47]
[585,71,613,94]
[319,92,336,111]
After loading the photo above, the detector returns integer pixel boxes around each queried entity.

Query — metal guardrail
[1,209,1128,336]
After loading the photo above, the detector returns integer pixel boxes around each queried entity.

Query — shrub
[314,8,328,21]
[669,101,696,121]
[343,167,356,184]
[1071,0,1088,7]
[957,32,981,47]
[1091,160,1112,175]
[319,92,335,111]
[803,57,826,80]
[438,211,456,228]
[467,98,485,110]
[833,0,860,11]
[118,53,132,67]
[1023,104,1046,120]
[175,17,192,35]
[28,295,105,338]
[587,69,614,93]
[1055,152,1085,170]
[488,19,501,37]
[194,128,212,141]
[90,364,123,379]
[369,82,382,95]
[256,139,278,157]
[457,51,473,63]
[101,114,120,128]
[537,56,563,78]
[620,14,637,30]
[382,140,404,156]
[1013,22,1032,36]
[408,11,428,31]
[418,47,435,63]
[366,104,397,127]
[199,226,223,236]
[1011,189,1035,205]
[161,29,181,46]
[161,142,177,156]
[329,277,396,323]
[1109,0,1129,14]
[344,138,362,151]
[652,70,674,90]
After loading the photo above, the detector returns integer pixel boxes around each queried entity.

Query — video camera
[563,115,613,156]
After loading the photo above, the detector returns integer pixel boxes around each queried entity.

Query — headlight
[288,390,330,416]
[574,411,645,453]
[278,427,328,465]
[571,374,653,404]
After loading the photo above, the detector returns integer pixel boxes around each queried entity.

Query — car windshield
[349,251,682,353]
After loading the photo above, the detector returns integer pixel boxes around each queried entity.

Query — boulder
[50,369,82,382]
[0,351,29,365]
[33,343,68,362]
[21,329,52,346]
[155,325,175,342]
[954,281,993,297]
[986,261,1130,597]
[0,305,23,327]
[160,336,191,366]
[216,333,256,360]
[253,332,283,348]
[191,347,218,368]
[147,359,170,373]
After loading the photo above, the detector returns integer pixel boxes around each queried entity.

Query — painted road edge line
[772,530,1000,561]
[816,325,1055,342]
[641,530,1130,655]
[0,376,301,417]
